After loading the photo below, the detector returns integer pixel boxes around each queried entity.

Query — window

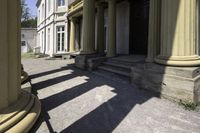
[22,34,25,38]
[57,26,65,52]
[42,31,44,51]
[42,4,45,19]
[48,28,50,51]
[38,10,40,23]
[48,0,51,12]
[21,41,26,46]
[58,0,65,7]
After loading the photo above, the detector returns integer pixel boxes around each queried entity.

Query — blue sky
[26,0,37,17]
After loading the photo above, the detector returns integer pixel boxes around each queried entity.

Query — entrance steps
[96,55,146,82]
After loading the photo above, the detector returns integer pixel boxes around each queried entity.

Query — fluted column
[97,2,105,54]
[155,0,200,66]
[81,0,95,54]
[0,0,20,110]
[146,0,161,62]
[107,0,116,57]
[0,0,41,132]
[69,18,76,52]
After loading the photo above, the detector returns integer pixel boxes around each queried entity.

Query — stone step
[93,69,130,84]
[98,65,130,77]
[103,62,132,70]
[107,59,136,67]
[108,56,145,64]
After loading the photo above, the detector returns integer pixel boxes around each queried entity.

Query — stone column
[81,0,95,54]
[69,18,76,52]
[155,0,200,66]
[107,0,116,57]
[146,0,161,62]
[97,1,105,54]
[0,0,41,132]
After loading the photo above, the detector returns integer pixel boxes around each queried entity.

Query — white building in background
[36,0,68,57]
[21,28,37,53]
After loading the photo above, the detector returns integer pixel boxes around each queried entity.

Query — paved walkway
[22,58,200,133]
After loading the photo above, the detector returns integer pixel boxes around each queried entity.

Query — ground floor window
[57,26,65,52]
[21,41,26,46]
[47,28,50,51]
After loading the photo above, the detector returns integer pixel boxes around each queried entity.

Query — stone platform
[131,63,200,103]
[22,58,200,133]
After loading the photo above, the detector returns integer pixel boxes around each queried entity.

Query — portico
[67,0,200,103]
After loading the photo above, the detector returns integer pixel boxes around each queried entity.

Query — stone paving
[22,58,200,133]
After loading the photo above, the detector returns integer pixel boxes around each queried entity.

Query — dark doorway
[129,0,150,55]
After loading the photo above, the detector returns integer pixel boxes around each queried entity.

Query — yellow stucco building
[0,0,200,132]
[68,0,200,103]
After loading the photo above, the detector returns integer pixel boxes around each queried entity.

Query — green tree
[21,0,30,21]
[21,0,37,28]
[21,18,37,28]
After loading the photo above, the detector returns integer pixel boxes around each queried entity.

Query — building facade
[68,0,200,103]
[21,28,37,53]
[36,0,68,57]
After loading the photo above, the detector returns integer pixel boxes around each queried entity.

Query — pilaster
[69,18,76,52]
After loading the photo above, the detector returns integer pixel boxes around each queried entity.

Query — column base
[131,63,200,103]
[155,55,200,67]
[146,57,154,63]
[79,51,96,55]
[0,90,41,133]
[106,53,116,58]
[75,53,104,70]
[21,71,29,84]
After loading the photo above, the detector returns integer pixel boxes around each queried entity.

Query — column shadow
[29,64,158,133]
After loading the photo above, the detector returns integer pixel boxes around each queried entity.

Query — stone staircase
[95,55,146,82]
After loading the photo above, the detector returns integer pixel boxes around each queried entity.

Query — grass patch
[21,52,36,59]
[179,100,200,111]
[21,52,49,59]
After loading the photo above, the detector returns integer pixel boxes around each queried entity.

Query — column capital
[69,17,77,21]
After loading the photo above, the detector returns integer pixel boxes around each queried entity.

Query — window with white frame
[47,28,50,51]
[42,31,44,51]
[38,10,40,23]
[57,26,65,52]
[48,0,51,12]
[58,0,65,7]
[21,41,26,46]
[42,4,45,19]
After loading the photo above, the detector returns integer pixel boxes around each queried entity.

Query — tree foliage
[21,18,37,28]
[21,0,37,28]
[21,0,30,21]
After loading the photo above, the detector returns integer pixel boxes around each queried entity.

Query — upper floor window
[58,0,65,7]
[42,4,45,19]
[38,10,40,23]
[48,0,51,12]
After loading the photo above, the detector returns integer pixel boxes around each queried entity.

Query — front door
[129,0,149,55]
